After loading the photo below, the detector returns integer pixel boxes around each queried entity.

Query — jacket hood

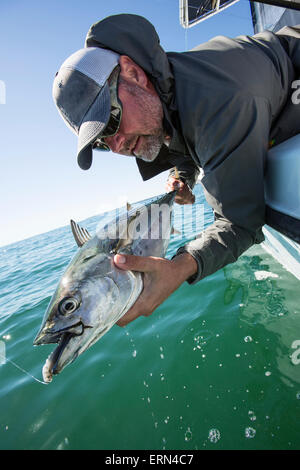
[85,14,174,106]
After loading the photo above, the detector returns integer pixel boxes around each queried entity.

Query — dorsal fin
[70,220,92,247]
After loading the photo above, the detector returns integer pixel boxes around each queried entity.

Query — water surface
[0,185,299,450]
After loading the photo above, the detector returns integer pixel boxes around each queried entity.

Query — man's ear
[119,55,148,89]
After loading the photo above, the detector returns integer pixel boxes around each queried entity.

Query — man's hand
[114,252,198,326]
[165,177,195,205]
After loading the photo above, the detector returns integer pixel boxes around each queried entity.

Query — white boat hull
[262,225,300,280]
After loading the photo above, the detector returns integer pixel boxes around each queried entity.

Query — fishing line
[0,352,48,385]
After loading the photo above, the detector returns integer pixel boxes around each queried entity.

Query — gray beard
[118,77,165,162]
[134,131,165,162]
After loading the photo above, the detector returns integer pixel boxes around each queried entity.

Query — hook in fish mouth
[33,319,86,346]
[40,322,87,383]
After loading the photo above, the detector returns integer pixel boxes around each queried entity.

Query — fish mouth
[39,323,86,383]
[41,333,76,383]
[39,321,111,382]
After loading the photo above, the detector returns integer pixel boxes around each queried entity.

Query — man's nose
[104,133,126,154]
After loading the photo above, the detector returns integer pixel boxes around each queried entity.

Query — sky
[0,0,254,247]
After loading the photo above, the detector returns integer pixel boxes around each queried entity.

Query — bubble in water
[244,336,253,343]
[296,391,300,400]
[185,427,192,441]
[248,410,257,421]
[208,428,220,443]
[245,427,256,439]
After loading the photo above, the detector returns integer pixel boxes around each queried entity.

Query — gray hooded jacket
[85,14,300,282]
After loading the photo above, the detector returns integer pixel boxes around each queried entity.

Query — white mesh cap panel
[60,47,120,86]
[77,82,111,154]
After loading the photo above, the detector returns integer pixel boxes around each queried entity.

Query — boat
[180,0,300,280]
[263,135,300,280]
[248,0,300,280]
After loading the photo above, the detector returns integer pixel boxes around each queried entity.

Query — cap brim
[77,145,93,170]
[76,82,111,170]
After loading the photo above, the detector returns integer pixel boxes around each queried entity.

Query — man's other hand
[114,252,198,326]
[165,177,195,205]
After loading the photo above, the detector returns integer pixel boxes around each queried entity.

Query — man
[52,14,300,326]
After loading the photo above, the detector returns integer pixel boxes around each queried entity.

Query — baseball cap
[53,47,120,170]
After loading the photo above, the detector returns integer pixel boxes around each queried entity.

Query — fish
[33,191,176,383]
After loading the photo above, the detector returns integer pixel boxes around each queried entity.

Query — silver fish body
[33,191,176,382]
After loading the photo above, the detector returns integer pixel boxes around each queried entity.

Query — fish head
[33,247,125,381]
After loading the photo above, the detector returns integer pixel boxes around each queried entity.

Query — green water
[0,185,299,450]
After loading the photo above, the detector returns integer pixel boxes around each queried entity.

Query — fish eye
[59,297,80,315]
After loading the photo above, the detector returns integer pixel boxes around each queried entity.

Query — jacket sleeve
[176,92,270,283]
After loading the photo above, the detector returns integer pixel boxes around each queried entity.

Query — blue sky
[0,0,254,247]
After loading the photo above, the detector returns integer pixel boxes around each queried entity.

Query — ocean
[0,184,299,450]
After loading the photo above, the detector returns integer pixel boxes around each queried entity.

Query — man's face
[103,60,165,162]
